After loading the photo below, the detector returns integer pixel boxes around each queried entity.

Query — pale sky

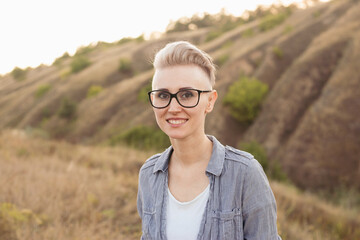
[0,0,325,75]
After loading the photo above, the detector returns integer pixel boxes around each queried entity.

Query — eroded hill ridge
[0,0,359,191]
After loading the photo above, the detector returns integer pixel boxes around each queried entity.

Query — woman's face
[151,65,217,141]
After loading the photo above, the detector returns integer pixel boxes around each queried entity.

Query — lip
[166,118,188,127]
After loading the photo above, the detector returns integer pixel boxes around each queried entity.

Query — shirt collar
[153,135,225,176]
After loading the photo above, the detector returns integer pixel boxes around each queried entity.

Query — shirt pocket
[141,210,156,240]
[211,208,243,240]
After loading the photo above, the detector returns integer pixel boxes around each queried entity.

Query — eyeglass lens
[151,89,199,108]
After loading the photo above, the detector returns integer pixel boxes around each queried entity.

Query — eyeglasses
[148,88,212,109]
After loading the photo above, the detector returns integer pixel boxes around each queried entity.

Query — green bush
[240,141,268,171]
[11,67,27,81]
[110,125,170,150]
[239,141,288,182]
[272,46,284,59]
[259,10,291,32]
[74,45,95,56]
[242,28,254,38]
[117,37,133,45]
[135,34,145,43]
[283,25,294,34]
[35,84,51,98]
[118,58,133,74]
[269,160,288,182]
[70,56,91,73]
[138,82,152,103]
[57,97,77,120]
[205,30,222,42]
[223,76,268,125]
[52,52,70,66]
[216,54,230,67]
[87,85,103,98]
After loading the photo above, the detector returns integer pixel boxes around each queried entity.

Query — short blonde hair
[153,41,216,87]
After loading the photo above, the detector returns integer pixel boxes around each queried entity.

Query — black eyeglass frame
[148,88,212,109]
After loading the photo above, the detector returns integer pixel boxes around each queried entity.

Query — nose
[168,96,182,112]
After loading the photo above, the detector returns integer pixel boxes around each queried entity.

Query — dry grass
[0,129,154,240]
[1,129,359,240]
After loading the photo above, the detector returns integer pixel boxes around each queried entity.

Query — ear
[205,90,218,114]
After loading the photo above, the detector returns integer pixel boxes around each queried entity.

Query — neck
[170,134,213,167]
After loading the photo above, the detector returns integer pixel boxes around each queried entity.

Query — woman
[137,41,281,240]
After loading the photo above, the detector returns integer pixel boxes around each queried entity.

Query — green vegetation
[52,52,70,66]
[138,82,152,103]
[87,85,103,98]
[0,202,46,230]
[272,46,284,59]
[118,58,133,74]
[259,9,292,32]
[70,56,91,73]
[223,76,268,125]
[110,125,170,150]
[74,45,95,56]
[216,54,230,67]
[221,40,234,49]
[239,141,288,182]
[135,34,145,43]
[35,84,51,98]
[205,30,223,42]
[11,67,27,81]
[313,10,323,18]
[57,97,77,120]
[117,37,133,45]
[283,25,294,34]
[240,141,268,171]
[242,28,255,38]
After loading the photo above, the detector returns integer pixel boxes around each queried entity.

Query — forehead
[152,65,211,90]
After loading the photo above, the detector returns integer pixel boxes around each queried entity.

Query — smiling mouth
[167,119,187,125]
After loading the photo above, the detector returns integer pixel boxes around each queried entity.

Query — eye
[179,90,195,100]
[156,91,170,100]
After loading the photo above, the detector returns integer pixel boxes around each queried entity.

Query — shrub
[216,54,230,67]
[11,67,27,81]
[259,10,291,32]
[70,56,91,73]
[52,52,70,66]
[239,141,288,181]
[135,34,145,43]
[87,85,103,98]
[35,84,51,98]
[138,82,152,103]
[242,28,254,38]
[110,125,170,150]
[57,97,77,120]
[205,30,222,42]
[221,40,233,49]
[240,141,268,171]
[283,25,294,34]
[272,46,284,59]
[118,58,133,74]
[117,37,133,45]
[74,45,95,56]
[223,76,268,125]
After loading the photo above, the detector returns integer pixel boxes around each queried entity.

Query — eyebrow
[155,87,194,91]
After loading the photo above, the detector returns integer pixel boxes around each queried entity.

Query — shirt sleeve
[242,159,282,240]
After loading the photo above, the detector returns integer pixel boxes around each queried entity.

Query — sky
[0,0,326,75]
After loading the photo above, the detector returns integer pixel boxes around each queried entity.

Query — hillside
[0,0,359,191]
[1,129,359,240]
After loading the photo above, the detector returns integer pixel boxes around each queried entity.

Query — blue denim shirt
[137,136,281,240]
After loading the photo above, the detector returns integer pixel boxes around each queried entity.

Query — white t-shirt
[166,185,210,240]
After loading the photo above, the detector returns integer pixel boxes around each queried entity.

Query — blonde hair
[153,41,216,87]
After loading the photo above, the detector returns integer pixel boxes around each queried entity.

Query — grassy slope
[0,129,359,240]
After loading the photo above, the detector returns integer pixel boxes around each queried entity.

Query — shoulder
[139,153,161,172]
[224,145,255,167]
